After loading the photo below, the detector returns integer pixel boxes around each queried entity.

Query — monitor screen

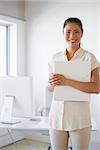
[0,76,33,120]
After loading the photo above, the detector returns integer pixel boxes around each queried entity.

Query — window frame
[0,24,8,76]
[0,15,25,76]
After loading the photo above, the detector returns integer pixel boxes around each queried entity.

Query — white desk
[0,116,49,131]
[0,116,98,139]
[0,116,98,131]
[0,116,98,150]
[0,116,51,149]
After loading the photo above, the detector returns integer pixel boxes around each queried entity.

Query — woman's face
[63,23,83,49]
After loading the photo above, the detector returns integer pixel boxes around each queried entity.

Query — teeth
[71,40,76,42]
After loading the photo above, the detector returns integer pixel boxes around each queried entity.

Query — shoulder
[49,51,63,63]
[52,51,63,60]
[81,48,91,55]
[81,48,100,70]
[48,51,63,66]
[81,48,97,59]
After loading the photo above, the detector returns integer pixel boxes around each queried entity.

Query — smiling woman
[48,17,100,150]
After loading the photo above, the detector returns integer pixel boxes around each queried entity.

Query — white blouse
[48,47,100,131]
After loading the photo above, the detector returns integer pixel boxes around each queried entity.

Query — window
[0,25,7,76]
[0,15,25,76]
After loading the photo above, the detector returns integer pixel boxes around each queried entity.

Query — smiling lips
[69,40,77,43]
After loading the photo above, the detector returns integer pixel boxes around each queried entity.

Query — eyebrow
[65,29,81,32]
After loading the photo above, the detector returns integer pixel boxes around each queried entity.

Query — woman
[48,17,100,150]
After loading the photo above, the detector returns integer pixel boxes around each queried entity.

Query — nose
[69,32,75,39]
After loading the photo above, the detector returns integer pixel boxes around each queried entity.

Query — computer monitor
[0,76,33,123]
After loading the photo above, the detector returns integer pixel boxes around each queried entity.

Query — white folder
[53,61,91,101]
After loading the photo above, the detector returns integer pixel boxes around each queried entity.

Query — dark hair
[63,17,83,33]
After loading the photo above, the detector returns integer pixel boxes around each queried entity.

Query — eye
[65,31,70,34]
[74,30,81,34]
[75,31,78,33]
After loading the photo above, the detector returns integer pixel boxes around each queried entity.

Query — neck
[67,46,80,55]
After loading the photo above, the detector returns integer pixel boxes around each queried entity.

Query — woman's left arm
[55,68,100,94]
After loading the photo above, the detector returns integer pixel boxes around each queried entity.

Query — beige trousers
[49,127,91,150]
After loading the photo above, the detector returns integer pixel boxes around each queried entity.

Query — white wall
[25,2,100,117]
[0,1,25,20]
[0,2,26,76]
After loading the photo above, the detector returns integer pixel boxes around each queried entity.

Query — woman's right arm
[48,62,55,91]
[48,83,54,91]
[48,74,54,91]
[48,73,62,91]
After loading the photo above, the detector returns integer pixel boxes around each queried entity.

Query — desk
[0,116,49,131]
[0,116,98,150]
[0,116,51,149]
[0,116,98,131]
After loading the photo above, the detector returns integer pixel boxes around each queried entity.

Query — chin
[70,43,79,48]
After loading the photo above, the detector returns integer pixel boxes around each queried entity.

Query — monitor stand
[0,95,20,124]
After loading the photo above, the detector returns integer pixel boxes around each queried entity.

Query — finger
[49,76,59,82]
[49,74,56,79]
[53,80,61,85]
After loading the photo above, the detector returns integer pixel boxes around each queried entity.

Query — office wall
[25,2,100,117]
[0,1,25,20]
[0,1,26,76]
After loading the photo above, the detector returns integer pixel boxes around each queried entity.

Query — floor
[0,137,100,150]
[0,138,100,150]
[0,139,50,150]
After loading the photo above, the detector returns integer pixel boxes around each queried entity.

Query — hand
[48,73,67,87]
